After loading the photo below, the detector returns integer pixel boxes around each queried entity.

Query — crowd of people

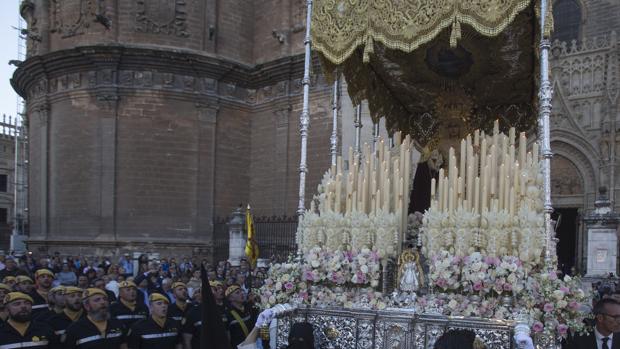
[0,251,273,349]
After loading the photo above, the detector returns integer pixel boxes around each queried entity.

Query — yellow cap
[50,286,65,294]
[2,276,16,283]
[0,283,11,292]
[209,280,223,288]
[149,293,169,304]
[4,292,33,304]
[34,269,55,279]
[171,282,186,290]
[225,285,241,298]
[118,281,137,289]
[82,288,108,300]
[16,276,33,284]
[63,286,83,295]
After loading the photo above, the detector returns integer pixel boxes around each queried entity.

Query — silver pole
[539,0,555,268]
[330,77,339,167]
[372,121,380,152]
[354,104,363,163]
[297,0,313,218]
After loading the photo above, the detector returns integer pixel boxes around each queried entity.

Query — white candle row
[321,131,413,234]
[431,122,540,218]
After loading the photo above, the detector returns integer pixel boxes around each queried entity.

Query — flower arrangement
[521,272,592,338]
[350,247,381,287]
[491,255,526,295]
[428,250,461,291]
[259,259,305,308]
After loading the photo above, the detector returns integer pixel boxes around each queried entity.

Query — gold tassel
[449,18,461,48]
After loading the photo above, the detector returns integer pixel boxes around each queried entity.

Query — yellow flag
[245,205,259,268]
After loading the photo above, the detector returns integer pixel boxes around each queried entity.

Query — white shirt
[595,326,614,349]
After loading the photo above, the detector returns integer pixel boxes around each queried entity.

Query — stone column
[228,207,246,267]
[583,187,620,277]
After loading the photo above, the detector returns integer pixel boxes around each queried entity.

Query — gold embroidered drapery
[311,1,553,148]
[312,0,535,65]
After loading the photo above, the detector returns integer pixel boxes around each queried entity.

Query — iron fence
[212,215,298,263]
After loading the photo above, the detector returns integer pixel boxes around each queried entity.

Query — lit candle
[431,177,436,198]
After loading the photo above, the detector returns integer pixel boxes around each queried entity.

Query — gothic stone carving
[52,0,103,38]
[135,0,189,37]
[551,155,584,195]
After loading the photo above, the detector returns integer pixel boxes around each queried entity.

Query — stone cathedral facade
[10,0,620,275]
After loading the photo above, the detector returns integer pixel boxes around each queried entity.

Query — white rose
[471,262,482,271]
[311,260,320,268]
[448,299,458,309]
[563,275,572,282]
[553,290,565,300]
[371,279,379,287]
[361,265,369,273]
[557,300,568,309]
[269,296,276,304]
[281,274,290,282]
[275,282,282,290]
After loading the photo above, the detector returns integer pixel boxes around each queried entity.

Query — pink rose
[473,281,483,291]
[532,321,544,333]
[557,324,569,336]
[503,283,513,292]
[543,303,554,312]
[303,271,314,282]
[549,272,558,280]
[436,278,448,288]
[568,300,579,310]
[560,286,570,294]
[284,282,294,290]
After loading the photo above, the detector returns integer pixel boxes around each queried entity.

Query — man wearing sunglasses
[565,298,620,349]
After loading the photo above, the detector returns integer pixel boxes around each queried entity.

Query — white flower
[361,265,369,273]
[311,260,320,268]
[553,290,565,300]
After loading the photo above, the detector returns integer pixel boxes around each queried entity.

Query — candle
[371,197,376,215]
[474,129,480,148]
[431,177,436,198]
[449,187,455,213]
[520,168,526,196]
[493,119,499,135]
[460,139,467,183]
[504,175,510,212]
[438,169,444,211]
[474,177,480,214]
[498,163,505,209]
[513,162,520,201]
[443,177,449,213]
[466,165,474,209]
[337,156,343,176]
[533,142,539,163]
[376,189,381,212]
[509,127,515,146]
[481,182,488,213]
[384,178,391,211]
[335,174,342,213]
[519,132,527,169]
[362,178,368,213]
[348,147,354,171]
[509,188,515,216]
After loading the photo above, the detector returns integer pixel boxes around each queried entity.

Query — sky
[0,0,20,121]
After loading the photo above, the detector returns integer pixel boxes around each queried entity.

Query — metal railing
[212,215,298,264]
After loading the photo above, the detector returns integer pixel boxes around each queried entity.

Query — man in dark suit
[565,298,620,349]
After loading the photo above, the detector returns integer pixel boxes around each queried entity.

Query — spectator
[119,253,134,277]
[564,298,620,349]
[57,263,77,286]
[0,257,23,280]
[77,275,89,289]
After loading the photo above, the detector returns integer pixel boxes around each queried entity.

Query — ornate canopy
[312,0,553,148]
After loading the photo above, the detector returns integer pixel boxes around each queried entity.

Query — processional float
[260,1,592,348]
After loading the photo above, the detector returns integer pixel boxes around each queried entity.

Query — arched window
[552,0,582,43]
